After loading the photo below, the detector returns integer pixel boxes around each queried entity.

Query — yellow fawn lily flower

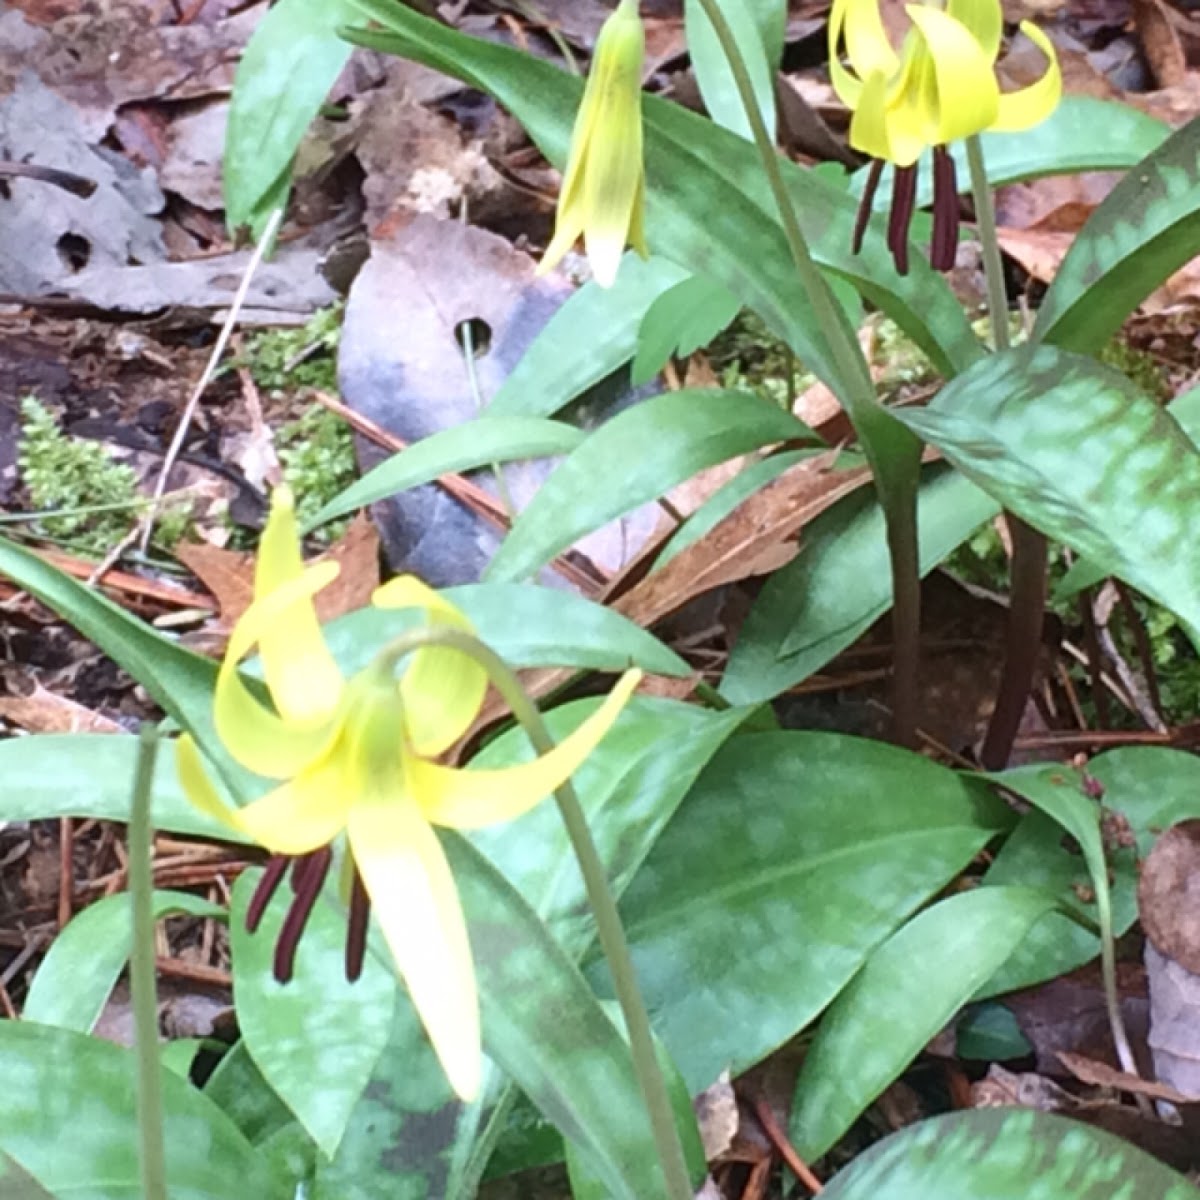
[176,487,641,1102]
[829,0,1060,272]
[537,0,648,287]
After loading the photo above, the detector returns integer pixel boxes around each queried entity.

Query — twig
[140,207,285,554]
[57,817,73,929]
[750,1095,824,1195]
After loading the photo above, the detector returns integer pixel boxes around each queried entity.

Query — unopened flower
[538,0,648,287]
[830,0,1061,272]
[177,487,640,1101]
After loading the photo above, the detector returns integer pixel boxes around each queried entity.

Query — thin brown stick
[751,1095,823,1194]
[57,817,74,930]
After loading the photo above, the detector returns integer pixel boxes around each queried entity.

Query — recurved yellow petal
[838,0,899,80]
[253,488,345,725]
[992,21,1061,131]
[947,0,1002,63]
[415,670,641,831]
[348,796,480,1101]
[215,564,342,778]
[227,753,353,855]
[905,6,999,143]
[373,575,488,758]
[176,734,246,838]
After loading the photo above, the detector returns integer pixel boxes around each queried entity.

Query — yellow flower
[829,0,1060,168]
[830,0,1060,272]
[176,487,640,1101]
[537,0,648,287]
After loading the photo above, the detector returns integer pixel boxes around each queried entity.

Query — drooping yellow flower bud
[829,0,1061,273]
[538,0,648,287]
[177,487,641,1102]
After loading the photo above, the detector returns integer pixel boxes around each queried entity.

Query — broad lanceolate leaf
[320,582,690,679]
[24,890,223,1033]
[231,871,396,1161]
[595,731,1013,1092]
[790,886,1057,1160]
[485,388,816,582]
[0,733,245,841]
[0,1022,287,1200]
[896,345,1200,644]
[819,1109,1200,1200]
[488,256,689,418]
[224,0,356,233]
[0,537,256,800]
[305,416,586,531]
[720,465,1000,703]
[685,0,776,140]
[1036,114,1200,353]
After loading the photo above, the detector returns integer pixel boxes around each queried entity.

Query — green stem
[380,631,694,1200]
[967,135,1049,770]
[692,0,922,745]
[130,725,168,1200]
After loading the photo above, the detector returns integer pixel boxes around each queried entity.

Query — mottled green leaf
[791,886,1056,1159]
[1036,115,1200,353]
[304,417,585,532]
[489,256,688,418]
[685,0,776,139]
[0,733,245,841]
[224,0,355,233]
[0,537,255,800]
[819,1109,1200,1199]
[320,583,690,679]
[24,890,223,1033]
[896,345,1200,643]
[596,732,1013,1092]
[485,388,816,582]
[0,1152,56,1199]
[231,871,397,1161]
[0,1022,286,1199]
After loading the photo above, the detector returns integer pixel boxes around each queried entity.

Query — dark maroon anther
[887,164,918,276]
[930,145,959,271]
[273,847,333,984]
[246,855,290,934]
[345,866,371,982]
[852,158,885,256]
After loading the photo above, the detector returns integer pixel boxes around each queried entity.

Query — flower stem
[966,134,1048,769]
[692,0,922,746]
[381,630,694,1200]
[130,724,168,1200]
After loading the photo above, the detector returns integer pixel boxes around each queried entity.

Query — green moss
[17,397,193,554]
[1098,337,1170,402]
[277,404,357,542]
[238,303,343,393]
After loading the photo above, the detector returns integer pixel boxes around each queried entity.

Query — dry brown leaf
[0,684,123,734]
[1057,1050,1197,1103]
[611,454,871,631]
[176,513,380,640]
[1134,0,1189,88]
